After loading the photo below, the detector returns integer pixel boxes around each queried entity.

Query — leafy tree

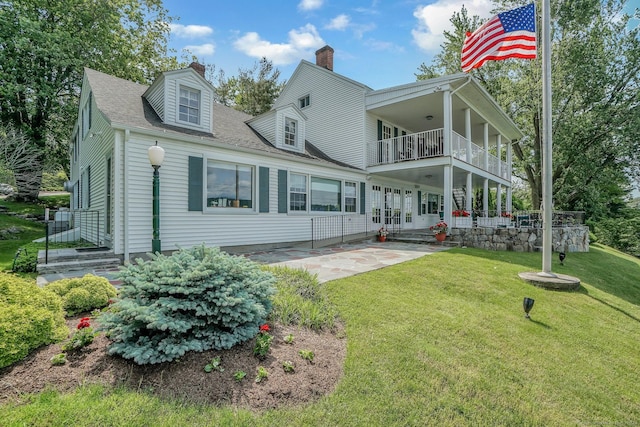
[0,0,180,201]
[207,58,285,116]
[417,1,640,219]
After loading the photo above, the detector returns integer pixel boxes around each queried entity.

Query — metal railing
[311,213,372,248]
[43,209,101,263]
[468,210,585,228]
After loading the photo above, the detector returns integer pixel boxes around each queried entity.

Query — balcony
[367,129,511,180]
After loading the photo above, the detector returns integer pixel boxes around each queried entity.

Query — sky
[163,0,640,90]
[164,0,640,196]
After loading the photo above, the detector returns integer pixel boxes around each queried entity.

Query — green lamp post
[148,141,165,254]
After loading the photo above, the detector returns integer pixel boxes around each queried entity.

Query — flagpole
[540,0,555,277]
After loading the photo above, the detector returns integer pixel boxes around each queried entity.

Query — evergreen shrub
[98,245,276,365]
[46,274,117,315]
[0,272,67,368]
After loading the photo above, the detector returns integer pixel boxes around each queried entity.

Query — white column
[506,186,512,213]
[466,172,473,213]
[444,165,452,232]
[496,183,502,215]
[496,134,502,177]
[465,108,472,163]
[507,140,513,180]
[483,123,489,171]
[443,90,451,156]
[483,178,489,216]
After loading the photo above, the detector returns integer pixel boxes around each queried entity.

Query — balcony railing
[368,129,511,180]
[367,129,444,166]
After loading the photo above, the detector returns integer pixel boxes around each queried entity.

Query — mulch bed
[0,316,346,411]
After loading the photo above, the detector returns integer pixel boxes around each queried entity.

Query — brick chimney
[315,45,334,71]
[189,61,205,78]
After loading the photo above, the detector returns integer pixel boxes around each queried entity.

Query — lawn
[1,243,639,426]
[0,195,69,272]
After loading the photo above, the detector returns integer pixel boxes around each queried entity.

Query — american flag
[461,3,537,72]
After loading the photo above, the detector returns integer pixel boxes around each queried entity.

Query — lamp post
[148,141,165,254]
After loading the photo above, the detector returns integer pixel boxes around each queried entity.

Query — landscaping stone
[452,226,589,252]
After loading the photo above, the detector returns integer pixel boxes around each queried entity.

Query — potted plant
[377,227,389,242]
[429,221,448,242]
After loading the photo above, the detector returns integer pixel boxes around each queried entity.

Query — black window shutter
[188,156,203,211]
[360,182,366,214]
[259,166,269,213]
[278,169,287,213]
[417,191,422,216]
[394,127,398,137]
[377,120,382,140]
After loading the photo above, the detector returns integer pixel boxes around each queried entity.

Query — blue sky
[163,0,640,89]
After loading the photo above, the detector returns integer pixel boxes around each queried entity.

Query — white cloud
[325,14,350,30]
[298,0,323,11]
[183,43,215,57]
[365,39,404,53]
[170,23,214,39]
[411,0,493,53]
[234,24,325,65]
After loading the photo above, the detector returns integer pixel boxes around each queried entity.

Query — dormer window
[284,117,297,146]
[179,86,200,125]
[299,94,310,109]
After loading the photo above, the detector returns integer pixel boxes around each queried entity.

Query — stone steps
[36,248,122,275]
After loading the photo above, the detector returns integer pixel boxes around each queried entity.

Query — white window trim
[178,85,201,126]
[299,94,310,109]
[204,158,257,214]
[284,117,297,147]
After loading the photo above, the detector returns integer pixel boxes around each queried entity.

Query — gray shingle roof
[84,67,360,170]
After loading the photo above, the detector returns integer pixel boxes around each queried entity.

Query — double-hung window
[206,160,253,209]
[345,182,357,212]
[179,86,200,125]
[290,173,307,211]
[284,118,297,146]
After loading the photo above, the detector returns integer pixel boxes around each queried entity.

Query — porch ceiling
[369,164,505,190]
[366,77,523,144]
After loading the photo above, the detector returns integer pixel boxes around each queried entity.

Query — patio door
[384,187,402,229]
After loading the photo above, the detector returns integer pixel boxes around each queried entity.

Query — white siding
[248,111,276,144]
[145,75,165,121]
[273,64,368,169]
[120,133,369,256]
[163,71,213,133]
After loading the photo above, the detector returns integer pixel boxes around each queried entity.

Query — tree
[0,0,180,201]
[417,1,640,219]
[0,125,40,196]
[207,58,285,116]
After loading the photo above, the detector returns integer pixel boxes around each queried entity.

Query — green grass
[0,195,70,272]
[1,244,639,426]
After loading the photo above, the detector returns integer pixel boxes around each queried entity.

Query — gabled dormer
[247,104,307,154]
[143,62,214,134]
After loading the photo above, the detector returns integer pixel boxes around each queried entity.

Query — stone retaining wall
[449,226,589,252]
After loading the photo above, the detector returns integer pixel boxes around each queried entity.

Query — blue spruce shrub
[98,245,276,365]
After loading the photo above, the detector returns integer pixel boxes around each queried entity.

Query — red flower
[259,324,270,333]
[78,320,91,329]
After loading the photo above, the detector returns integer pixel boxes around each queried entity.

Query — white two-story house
[68,45,522,260]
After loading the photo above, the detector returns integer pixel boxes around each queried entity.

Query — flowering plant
[77,317,91,329]
[501,212,514,219]
[452,210,470,217]
[254,323,273,359]
[378,227,389,237]
[430,221,448,235]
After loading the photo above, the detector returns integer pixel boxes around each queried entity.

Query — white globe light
[148,143,165,167]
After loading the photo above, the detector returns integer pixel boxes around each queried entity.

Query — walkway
[239,241,449,283]
[37,240,450,285]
